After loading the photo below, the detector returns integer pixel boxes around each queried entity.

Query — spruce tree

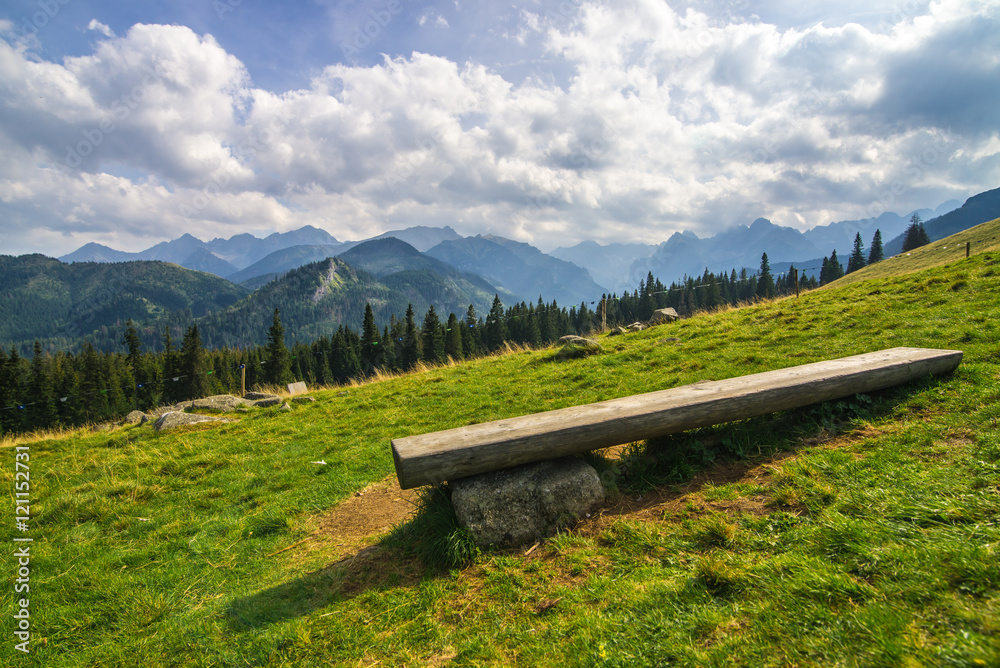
[160,327,182,404]
[360,303,382,372]
[265,308,293,386]
[462,304,479,357]
[180,324,208,400]
[485,295,508,351]
[846,232,867,274]
[755,252,775,300]
[445,313,464,360]
[402,304,421,370]
[901,213,931,251]
[29,340,56,430]
[122,319,142,408]
[868,229,884,264]
[827,250,845,281]
[421,305,444,363]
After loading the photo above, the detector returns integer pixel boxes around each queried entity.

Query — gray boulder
[250,396,283,408]
[244,392,281,401]
[627,322,647,331]
[649,308,679,325]
[124,410,147,425]
[189,395,248,412]
[556,335,602,359]
[450,457,605,548]
[153,411,229,432]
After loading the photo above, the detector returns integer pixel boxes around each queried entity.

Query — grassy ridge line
[1,219,999,666]
[829,216,1000,287]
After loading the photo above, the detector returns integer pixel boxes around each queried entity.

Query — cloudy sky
[1,0,998,256]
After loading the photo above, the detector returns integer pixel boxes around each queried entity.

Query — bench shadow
[224,540,428,632]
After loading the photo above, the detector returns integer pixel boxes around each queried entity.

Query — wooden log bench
[391,347,962,489]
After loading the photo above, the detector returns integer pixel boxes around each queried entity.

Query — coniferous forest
[1,260,822,436]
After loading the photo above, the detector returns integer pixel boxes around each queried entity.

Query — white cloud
[2,1,999,257]
[86,19,116,38]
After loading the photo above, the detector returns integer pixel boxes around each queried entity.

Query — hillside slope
[195,255,508,348]
[5,220,1000,666]
[0,255,248,351]
[884,187,1000,256]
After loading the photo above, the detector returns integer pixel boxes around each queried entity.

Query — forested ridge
[1,249,837,436]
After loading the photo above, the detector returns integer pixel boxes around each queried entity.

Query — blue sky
[1,0,998,256]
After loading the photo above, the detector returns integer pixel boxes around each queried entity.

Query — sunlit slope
[827,215,1000,288]
[2,244,999,666]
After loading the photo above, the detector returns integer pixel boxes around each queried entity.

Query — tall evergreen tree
[265,308,293,386]
[868,229,884,264]
[445,313,464,360]
[180,324,208,400]
[901,213,931,251]
[827,250,845,282]
[28,340,56,430]
[846,232,867,274]
[462,304,480,358]
[160,326,182,404]
[755,252,775,299]
[360,303,382,372]
[122,319,142,408]
[421,305,444,363]
[80,343,108,423]
[485,295,508,351]
[402,304,421,370]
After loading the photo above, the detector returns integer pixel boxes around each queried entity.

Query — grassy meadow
[3,219,1000,666]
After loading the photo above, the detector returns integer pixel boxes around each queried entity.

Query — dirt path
[307,477,422,559]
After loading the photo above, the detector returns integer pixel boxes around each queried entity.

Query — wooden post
[601,297,607,333]
[240,364,246,398]
[391,347,963,489]
[967,241,971,258]
[793,268,799,298]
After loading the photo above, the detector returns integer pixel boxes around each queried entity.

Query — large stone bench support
[391,347,962,489]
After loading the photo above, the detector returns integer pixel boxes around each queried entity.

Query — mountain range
[10,184,995,357]
[57,192,994,297]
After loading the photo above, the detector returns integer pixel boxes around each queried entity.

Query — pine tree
[445,313,464,360]
[462,304,480,357]
[902,213,931,252]
[28,341,56,430]
[402,304,421,370]
[380,324,397,371]
[827,250,845,281]
[80,343,108,423]
[122,319,142,408]
[421,305,444,363]
[180,324,208,400]
[360,303,382,372]
[868,229,884,264]
[160,327,182,404]
[755,252,775,299]
[265,308,293,386]
[846,232,867,274]
[485,295,507,351]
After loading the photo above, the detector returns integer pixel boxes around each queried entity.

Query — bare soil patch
[311,477,421,560]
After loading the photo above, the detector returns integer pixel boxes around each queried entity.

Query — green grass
[4,219,1000,666]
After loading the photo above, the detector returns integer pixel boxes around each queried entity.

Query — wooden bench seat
[390,347,962,489]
